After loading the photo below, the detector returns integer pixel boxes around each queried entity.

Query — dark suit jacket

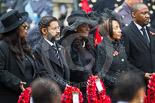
[122,21,155,77]
[0,40,37,102]
[33,38,70,92]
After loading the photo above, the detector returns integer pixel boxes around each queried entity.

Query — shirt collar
[117,101,129,103]
[134,22,146,30]
[44,38,55,47]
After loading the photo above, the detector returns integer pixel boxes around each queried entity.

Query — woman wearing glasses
[0,10,38,103]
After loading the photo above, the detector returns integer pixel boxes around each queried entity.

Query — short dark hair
[114,72,145,102]
[131,3,146,14]
[38,16,58,34]
[31,78,61,103]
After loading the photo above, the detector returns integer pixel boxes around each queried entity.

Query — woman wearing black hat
[0,10,38,103]
[59,10,98,102]
[95,9,141,102]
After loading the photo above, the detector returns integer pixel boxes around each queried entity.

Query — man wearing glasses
[33,16,70,92]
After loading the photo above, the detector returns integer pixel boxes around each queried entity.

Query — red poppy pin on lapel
[113,51,118,57]
[150,31,155,36]
[64,50,66,56]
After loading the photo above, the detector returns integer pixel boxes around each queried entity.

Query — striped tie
[52,45,60,60]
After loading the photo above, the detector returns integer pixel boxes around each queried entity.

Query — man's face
[133,5,150,27]
[46,21,60,42]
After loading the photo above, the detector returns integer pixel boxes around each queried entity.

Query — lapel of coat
[56,43,70,80]
[41,38,62,68]
[130,22,150,49]
[56,43,68,68]
[146,27,154,51]
[16,60,26,76]
[25,54,36,74]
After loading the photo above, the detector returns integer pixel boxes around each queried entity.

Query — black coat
[60,36,96,83]
[59,31,96,83]
[95,38,139,101]
[0,40,37,103]
[122,21,155,77]
[59,33,96,103]
[33,38,70,92]
[95,38,129,87]
[70,40,96,83]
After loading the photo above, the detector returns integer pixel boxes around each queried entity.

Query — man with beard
[33,16,70,92]
[122,3,155,83]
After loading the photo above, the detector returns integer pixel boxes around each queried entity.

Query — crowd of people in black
[0,1,155,103]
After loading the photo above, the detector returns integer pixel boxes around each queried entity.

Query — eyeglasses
[22,25,28,30]
[47,27,60,31]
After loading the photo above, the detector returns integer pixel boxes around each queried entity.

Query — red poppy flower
[113,51,118,56]
[64,50,66,56]
[147,74,155,103]
[18,87,31,103]
[87,75,112,103]
[150,31,155,36]
[61,86,83,103]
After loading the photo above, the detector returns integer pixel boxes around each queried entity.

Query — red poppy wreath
[147,74,155,103]
[18,87,32,103]
[61,86,83,103]
[87,75,111,103]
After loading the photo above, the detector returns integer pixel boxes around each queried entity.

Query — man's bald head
[131,3,150,27]
[131,3,147,13]
[125,0,143,7]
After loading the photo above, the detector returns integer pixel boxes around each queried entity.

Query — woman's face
[111,20,122,41]
[19,22,28,38]
[76,23,90,37]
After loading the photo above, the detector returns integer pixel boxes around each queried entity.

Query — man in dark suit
[122,3,155,81]
[33,16,70,92]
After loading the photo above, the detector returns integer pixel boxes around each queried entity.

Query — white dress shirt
[44,38,56,46]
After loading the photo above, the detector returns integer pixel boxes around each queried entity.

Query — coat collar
[16,54,36,77]
[40,38,63,68]
[146,27,155,50]
[16,60,26,76]
[130,21,150,49]
[40,37,64,51]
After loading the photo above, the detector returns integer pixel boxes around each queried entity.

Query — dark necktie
[141,28,150,45]
[52,45,60,60]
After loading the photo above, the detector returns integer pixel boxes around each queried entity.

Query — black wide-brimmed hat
[0,10,28,33]
[62,10,98,35]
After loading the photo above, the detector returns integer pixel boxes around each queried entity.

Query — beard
[47,32,60,42]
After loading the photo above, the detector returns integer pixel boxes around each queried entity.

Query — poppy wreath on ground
[86,75,112,103]
[147,74,155,103]
[18,87,32,103]
[61,86,83,103]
